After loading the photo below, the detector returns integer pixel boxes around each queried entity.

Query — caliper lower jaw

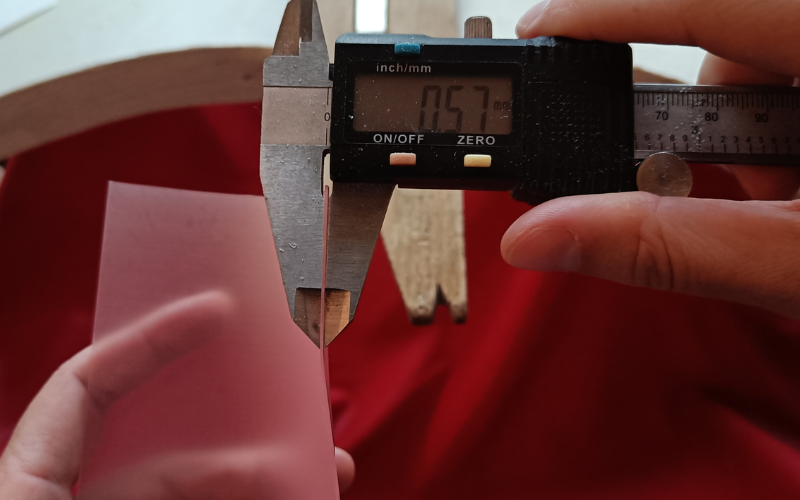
[260,145,393,346]
[260,0,394,346]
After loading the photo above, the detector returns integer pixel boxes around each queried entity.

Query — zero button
[464,154,492,168]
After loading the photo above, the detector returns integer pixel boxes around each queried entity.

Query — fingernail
[516,1,549,37]
[503,226,580,271]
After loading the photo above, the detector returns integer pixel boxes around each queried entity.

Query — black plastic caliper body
[329,34,634,205]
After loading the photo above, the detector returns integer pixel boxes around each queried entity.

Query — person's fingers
[78,447,291,500]
[501,192,800,320]
[696,53,800,201]
[697,53,795,87]
[516,0,800,77]
[79,446,354,499]
[0,351,91,499]
[335,447,356,493]
[0,291,233,499]
[78,291,235,407]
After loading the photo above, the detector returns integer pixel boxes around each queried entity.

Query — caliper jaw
[261,0,393,346]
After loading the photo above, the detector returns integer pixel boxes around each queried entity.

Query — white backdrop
[0,0,284,97]
[0,0,706,99]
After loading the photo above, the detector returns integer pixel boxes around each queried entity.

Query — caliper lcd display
[353,74,513,135]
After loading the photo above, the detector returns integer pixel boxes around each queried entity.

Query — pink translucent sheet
[77,182,338,499]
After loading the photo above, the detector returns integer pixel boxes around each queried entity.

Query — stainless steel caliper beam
[261,0,393,346]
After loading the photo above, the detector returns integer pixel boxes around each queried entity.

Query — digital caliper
[261,0,800,346]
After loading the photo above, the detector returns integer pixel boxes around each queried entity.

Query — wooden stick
[381,0,468,324]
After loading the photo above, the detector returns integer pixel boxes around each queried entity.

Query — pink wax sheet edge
[77,182,338,499]
[322,185,331,407]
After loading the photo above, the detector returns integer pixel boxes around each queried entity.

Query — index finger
[516,0,800,78]
[0,291,234,497]
[78,291,235,407]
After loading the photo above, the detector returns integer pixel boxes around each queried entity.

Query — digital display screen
[353,74,513,135]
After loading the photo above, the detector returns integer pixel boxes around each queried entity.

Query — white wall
[0,0,287,96]
[0,0,705,99]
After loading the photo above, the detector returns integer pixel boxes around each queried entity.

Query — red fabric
[2,104,800,499]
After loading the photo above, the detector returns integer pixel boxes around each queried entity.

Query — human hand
[0,291,355,499]
[505,0,800,321]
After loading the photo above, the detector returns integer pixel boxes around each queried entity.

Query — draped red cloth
[2,104,799,499]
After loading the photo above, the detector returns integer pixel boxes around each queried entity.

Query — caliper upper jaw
[264,0,330,87]
[261,0,394,346]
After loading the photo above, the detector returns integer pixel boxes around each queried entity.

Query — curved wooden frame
[0,47,270,160]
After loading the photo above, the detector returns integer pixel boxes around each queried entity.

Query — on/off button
[390,153,417,166]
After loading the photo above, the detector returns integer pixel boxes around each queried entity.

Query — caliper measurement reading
[353,74,513,135]
[633,85,800,164]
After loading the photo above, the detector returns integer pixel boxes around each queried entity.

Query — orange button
[390,153,417,166]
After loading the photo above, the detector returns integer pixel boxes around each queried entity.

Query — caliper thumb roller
[261,0,800,346]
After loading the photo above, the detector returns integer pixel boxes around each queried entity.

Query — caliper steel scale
[261,0,800,346]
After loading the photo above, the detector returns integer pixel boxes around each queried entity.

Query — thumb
[501,192,800,321]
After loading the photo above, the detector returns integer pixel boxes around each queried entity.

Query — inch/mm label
[633,86,800,165]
